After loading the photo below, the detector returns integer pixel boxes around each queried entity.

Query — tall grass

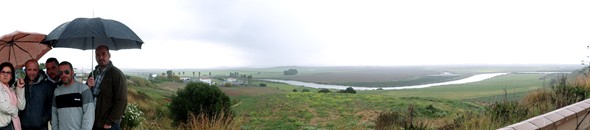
[374,105,430,130]
[458,73,590,129]
[182,111,242,130]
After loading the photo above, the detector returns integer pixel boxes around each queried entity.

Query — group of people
[0,45,128,130]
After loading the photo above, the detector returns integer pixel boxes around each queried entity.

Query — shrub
[318,89,331,93]
[552,75,588,108]
[375,111,404,130]
[339,87,357,94]
[169,82,232,125]
[283,69,298,75]
[302,89,311,92]
[259,83,267,87]
[183,111,241,130]
[488,100,528,124]
[122,103,144,129]
[223,82,232,87]
[521,89,554,113]
[292,89,298,92]
[169,75,182,82]
[150,76,169,84]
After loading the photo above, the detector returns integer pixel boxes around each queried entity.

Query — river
[263,73,509,90]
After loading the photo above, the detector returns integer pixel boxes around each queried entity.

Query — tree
[167,70,173,77]
[339,87,357,94]
[39,63,46,70]
[209,72,212,78]
[247,75,252,85]
[302,89,310,92]
[283,69,298,75]
[169,82,232,124]
[192,72,195,78]
[198,72,201,78]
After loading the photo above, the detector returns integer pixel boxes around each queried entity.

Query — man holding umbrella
[87,45,127,130]
[44,17,141,130]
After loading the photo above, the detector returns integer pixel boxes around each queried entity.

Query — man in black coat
[19,60,55,130]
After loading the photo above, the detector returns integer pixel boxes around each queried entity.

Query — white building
[200,78,212,85]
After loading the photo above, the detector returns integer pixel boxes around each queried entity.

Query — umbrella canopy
[0,31,51,68]
[44,17,143,50]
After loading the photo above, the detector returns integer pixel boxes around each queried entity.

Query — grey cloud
[169,0,323,67]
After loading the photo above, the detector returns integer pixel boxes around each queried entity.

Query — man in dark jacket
[44,58,60,85]
[87,45,127,130]
[19,60,55,130]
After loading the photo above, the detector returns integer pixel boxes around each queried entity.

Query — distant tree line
[283,69,298,75]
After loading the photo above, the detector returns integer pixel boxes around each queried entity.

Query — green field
[364,73,549,101]
[221,73,548,128]
[227,85,483,129]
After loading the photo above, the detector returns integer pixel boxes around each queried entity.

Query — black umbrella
[43,17,143,69]
[44,17,143,50]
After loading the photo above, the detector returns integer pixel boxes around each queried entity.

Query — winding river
[263,73,509,90]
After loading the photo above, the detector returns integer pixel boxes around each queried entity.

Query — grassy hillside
[231,90,482,129]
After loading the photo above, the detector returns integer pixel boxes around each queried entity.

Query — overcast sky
[1,0,589,69]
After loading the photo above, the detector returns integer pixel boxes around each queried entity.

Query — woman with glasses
[0,62,25,130]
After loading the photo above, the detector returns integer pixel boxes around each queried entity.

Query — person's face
[58,65,73,85]
[25,61,39,81]
[96,47,110,67]
[46,61,58,80]
[0,67,12,85]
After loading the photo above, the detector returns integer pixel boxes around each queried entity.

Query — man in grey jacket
[19,60,54,130]
[51,61,94,130]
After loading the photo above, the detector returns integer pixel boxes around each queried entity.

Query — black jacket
[18,70,56,130]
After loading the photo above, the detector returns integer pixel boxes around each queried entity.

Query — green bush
[302,89,310,92]
[259,83,267,87]
[122,103,144,129]
[552,75,588,108]
[169,82,232,124]
[151,76,171,84]
[223,82,232,87]
[293,89,298,92]
[488,100,528,124]
[339,87,357,94]
[318,89,331,93]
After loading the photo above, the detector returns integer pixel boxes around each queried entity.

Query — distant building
[200,78,212,85]
[227,78,237,82]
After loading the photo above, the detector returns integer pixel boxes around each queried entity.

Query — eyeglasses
[0,71,11,76]
[58,70,71,75]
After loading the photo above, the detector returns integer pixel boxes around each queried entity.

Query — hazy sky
[1,0,589,69]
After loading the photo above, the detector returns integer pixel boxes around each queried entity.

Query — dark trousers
[0,121,14,130]
[93,122,121,130]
